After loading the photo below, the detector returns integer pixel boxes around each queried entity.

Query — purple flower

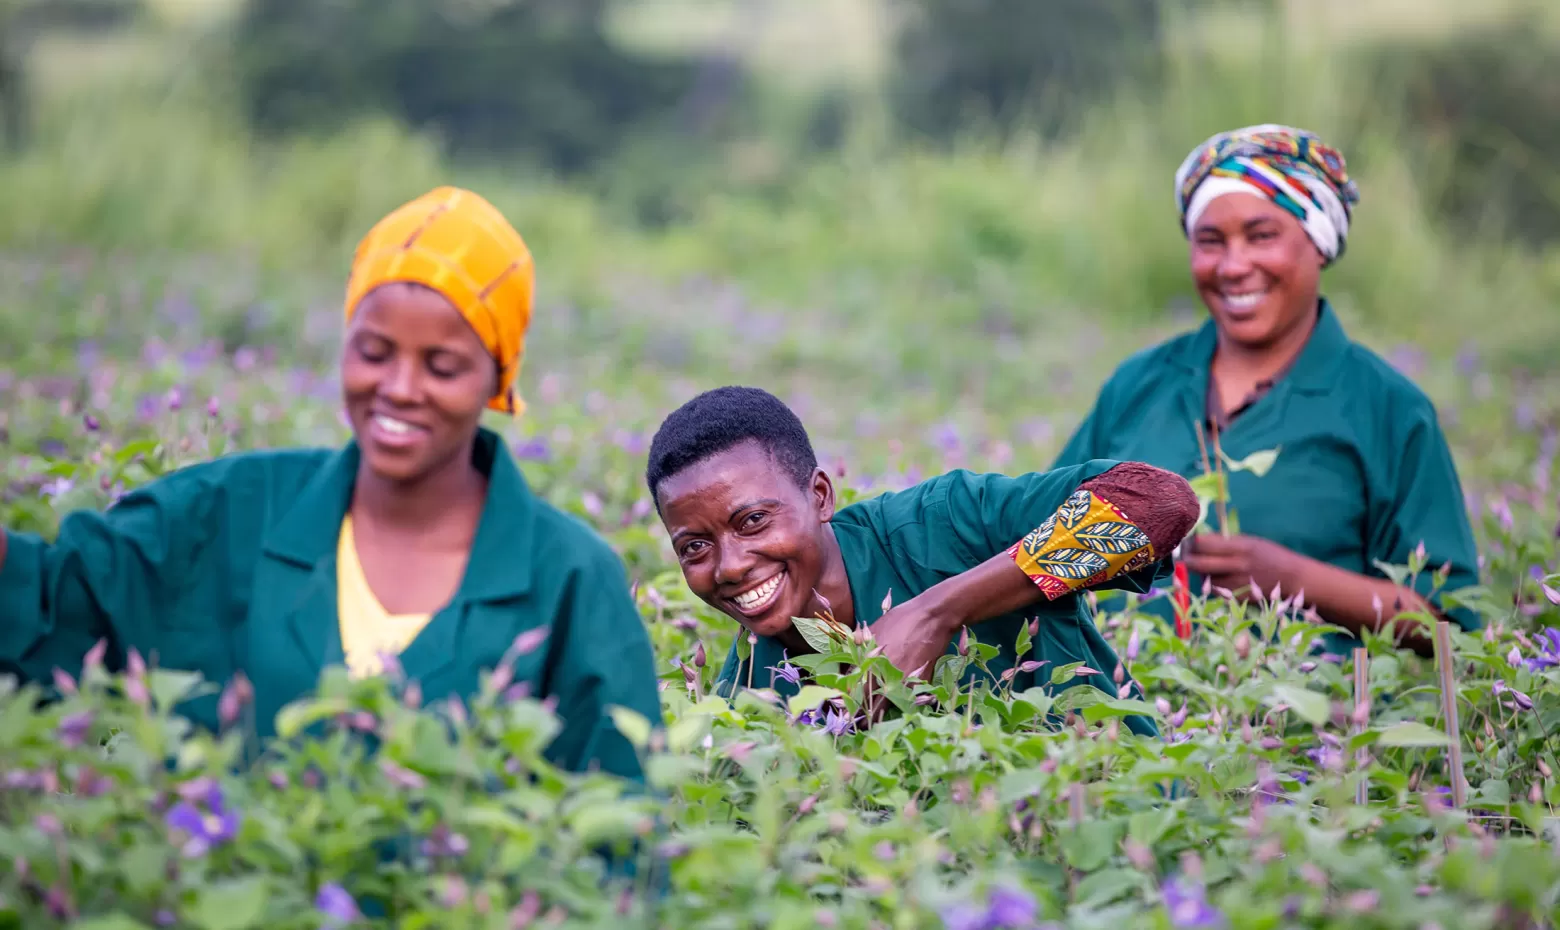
[939,885,1038,929]
[1494,680,1535,712]
[941,905,990,930]
[1162,877,1224,928]
[984,887,1037,927]
[514,438,551,461]
[1524,628,1560,672]
[822,710,854,737]
[40,478,74,500]
[164,787,240,858]
[768,660,803,687]
[316,883,361,926]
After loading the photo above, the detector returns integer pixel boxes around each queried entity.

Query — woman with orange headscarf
[0,187,662,782]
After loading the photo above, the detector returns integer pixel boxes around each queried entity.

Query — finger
[1185,533,1240,556]
[1180,554,1245,577]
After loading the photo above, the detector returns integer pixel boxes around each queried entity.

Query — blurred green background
[3,0,1559,536]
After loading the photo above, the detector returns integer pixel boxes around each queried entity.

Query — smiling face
[656,441,836,641]
[1189,192,1324,352]
[341,282,498,484]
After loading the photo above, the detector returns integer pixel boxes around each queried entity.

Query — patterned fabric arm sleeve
[1008,463,1198,601]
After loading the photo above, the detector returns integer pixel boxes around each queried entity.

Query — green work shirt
[1051,300,1481,655]
[0,428,661,783]
[714,461,1165,737]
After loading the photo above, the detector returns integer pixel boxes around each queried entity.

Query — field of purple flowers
[3,236,1560,930]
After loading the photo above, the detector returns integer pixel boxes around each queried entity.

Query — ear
[811,467,836,523]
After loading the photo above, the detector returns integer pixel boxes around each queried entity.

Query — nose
[1217,240,1256,281]
[378,356,422,406]
[713,539,757,588]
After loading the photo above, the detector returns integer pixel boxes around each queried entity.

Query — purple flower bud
[379,759,426,791]
[57,711,93,749]
[510,627,550,658]
[82,413,100,432]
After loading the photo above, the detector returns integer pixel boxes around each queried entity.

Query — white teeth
[733,574,783,611]
[374,414,415,435]
[1222,291,1268,310]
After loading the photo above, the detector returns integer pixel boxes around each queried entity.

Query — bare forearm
[1286,555,1436,657]
[920,555,1045,635]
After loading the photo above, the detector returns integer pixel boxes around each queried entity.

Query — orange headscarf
[344,186,535,416]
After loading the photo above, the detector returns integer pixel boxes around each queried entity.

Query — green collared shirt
[1052,300,1482,654]
[0,429,661,782]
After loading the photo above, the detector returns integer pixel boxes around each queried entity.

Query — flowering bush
[6,263,1560,929]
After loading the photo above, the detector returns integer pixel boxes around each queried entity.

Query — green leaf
[1376,722,1452,747]
[1076,867,1144,907]
[1221,447,1281,477]
[1188,472,1226,503]
[147,668,209,710]
[273,696,352,740]
[792,616,839,655]
[667,714,711,753]
[1083,699,1159,723]
[189,877,269,930]
[608,705,652,749]
[788,685,842,716]
[1267,684,1330,726]
[1012,688,1054,723]
[73,918,153,930]
[1475,778,1511,807]
[1060,819,1119,871]
[1051,662,1086,685]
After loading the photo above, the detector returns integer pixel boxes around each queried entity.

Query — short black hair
[646,386,819,507]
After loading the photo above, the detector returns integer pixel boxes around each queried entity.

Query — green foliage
[891,0,1166,141]
[1361,13,1560,245]
[230,0,698,172]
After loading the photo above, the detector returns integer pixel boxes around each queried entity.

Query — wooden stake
[1353,647,1369,805]
[1434,621,1467,808]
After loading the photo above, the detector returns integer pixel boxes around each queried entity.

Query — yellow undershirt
[337,514,433,679]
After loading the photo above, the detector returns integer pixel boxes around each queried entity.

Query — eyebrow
[667,497,785,547]
[1194,215,1282,236]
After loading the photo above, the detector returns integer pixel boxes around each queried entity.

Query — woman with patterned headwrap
[1052,126,1481,657]
[0,187,662,781]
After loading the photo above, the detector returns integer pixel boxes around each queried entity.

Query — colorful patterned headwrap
[1174,124,1361,265]
[344,186,536,416]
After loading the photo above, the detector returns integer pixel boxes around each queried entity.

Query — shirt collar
[261,427,537,600]
[1171,297,1350,394]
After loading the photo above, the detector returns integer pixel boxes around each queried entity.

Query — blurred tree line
[0,0,1556,243]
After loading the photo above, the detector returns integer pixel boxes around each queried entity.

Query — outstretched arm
[872,463,1198,677]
